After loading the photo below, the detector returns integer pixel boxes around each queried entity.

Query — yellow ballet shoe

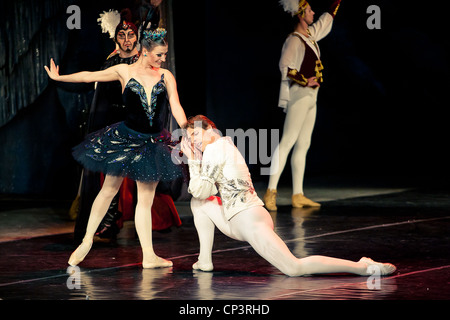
[263,189,277,211]
[292,193,321,208]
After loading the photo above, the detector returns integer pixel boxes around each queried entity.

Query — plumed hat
[279,0,309,17]
[114,9,138,42]
[97,9,138,42]
[97,9,121,38]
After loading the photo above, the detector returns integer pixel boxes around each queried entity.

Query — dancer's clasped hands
[180,131,202,161]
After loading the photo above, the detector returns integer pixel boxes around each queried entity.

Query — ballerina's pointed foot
[192,261,214,272]
[142,256,173,269]
[68,241,92,266]
[359,257,397,276]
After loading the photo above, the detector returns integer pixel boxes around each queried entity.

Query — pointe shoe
[263,189,277,211]
[359,257,397,276]
[292,193,321,208]
[142,256,173,269]
[192,261,214,272]
[68,241,92,266]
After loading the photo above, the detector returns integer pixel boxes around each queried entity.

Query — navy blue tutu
[72,122,183,182]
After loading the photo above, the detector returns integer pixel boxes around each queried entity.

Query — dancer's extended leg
[68,175,123,266]
[230,206,394,276]
[135,180,172,268]
[230,206,304,276]
[191,200,396,276]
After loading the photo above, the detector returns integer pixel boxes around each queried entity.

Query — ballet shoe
[359,257,397,276]
[192,261,214,272]
[292,193,321,208]
[263,189,277,211]
[142,256,173,269]
[68,240,92,266]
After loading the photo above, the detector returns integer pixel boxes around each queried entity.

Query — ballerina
[45,25,186,269]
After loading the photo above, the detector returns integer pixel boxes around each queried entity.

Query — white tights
[191,197,370,277]
[69,175,170,267]
[268,87,318,195]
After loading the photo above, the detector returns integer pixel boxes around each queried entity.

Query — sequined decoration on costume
[200,163,222,185]
[125,75,166,126]
[85,125,169,165]
[201,162,257,211]
[219,177,257,211]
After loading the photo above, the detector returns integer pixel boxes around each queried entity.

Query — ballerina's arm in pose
[45,58,124,84]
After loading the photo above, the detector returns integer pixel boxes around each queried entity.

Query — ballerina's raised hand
[44,58,60,81]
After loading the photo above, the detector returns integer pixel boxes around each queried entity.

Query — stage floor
[1,182,449,302]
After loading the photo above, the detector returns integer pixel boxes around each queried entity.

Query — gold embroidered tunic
[278,12,334,110]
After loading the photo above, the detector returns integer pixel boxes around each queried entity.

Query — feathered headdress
[279,0,309,17]
[97,9,121,38]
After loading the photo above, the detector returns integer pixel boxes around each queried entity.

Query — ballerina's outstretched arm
[44,58,123,84]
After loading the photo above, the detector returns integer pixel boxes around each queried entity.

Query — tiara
[142,28,167,41]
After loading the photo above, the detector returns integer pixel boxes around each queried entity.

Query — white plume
[97,9,121,38]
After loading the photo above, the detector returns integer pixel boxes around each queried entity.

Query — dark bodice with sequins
[122,75,169,134]
[87,54,139,133]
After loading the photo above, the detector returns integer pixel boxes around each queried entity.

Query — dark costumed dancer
[73,7,181,244]
[264,0,342,211]
[181,115,396,276]
[45,24,187,268]
[72,9,140,242]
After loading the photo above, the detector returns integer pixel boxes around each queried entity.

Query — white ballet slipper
[142,256,173,269]
[192,261,214,272]
[359,257,397,276]
[68,241,93,266]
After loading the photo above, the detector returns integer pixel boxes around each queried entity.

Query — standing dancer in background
[45,22,187,268]
[182,115,396,277]
[71,9,141,243]
[264,0,341,211]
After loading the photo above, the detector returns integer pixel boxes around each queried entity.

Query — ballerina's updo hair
[141,28,168,52]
